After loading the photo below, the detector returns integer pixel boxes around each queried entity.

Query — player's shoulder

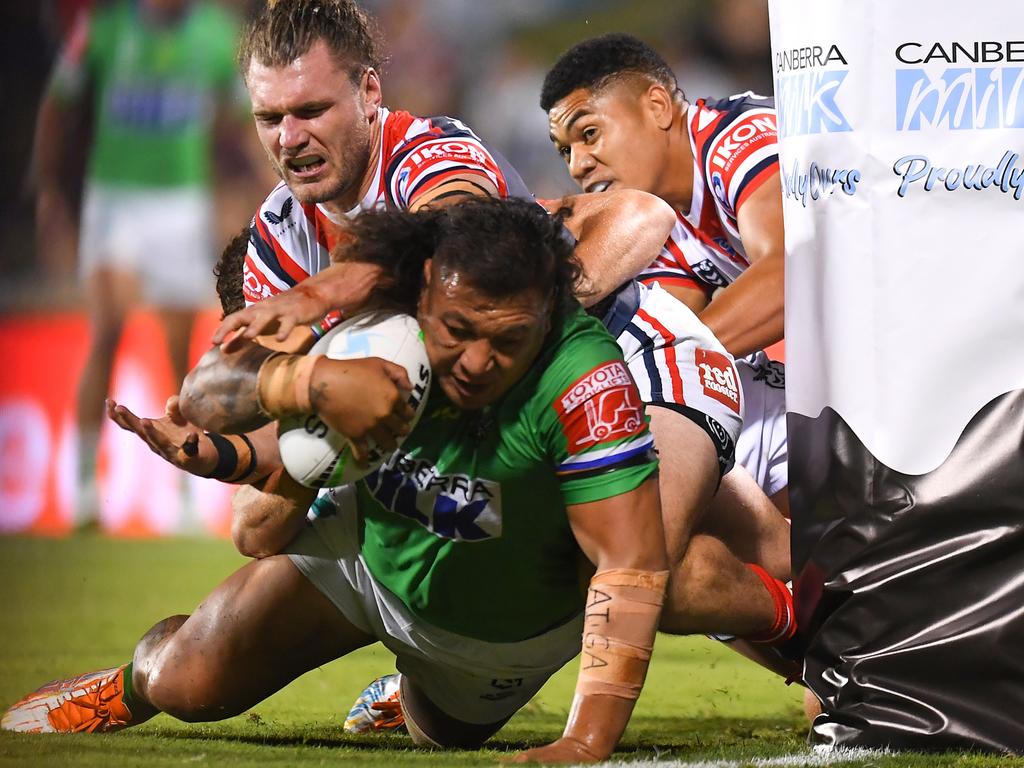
[385,109,483,145]
[691,93,777,147]
[383,109,491,166]
[697,92,776,122]
[535,309,628,398]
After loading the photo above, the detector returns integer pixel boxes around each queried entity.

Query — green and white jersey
[50,0,240,188]
[329,309,658,643]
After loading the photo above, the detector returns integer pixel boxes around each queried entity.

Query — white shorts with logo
[79,182,215,308]
[734,352,788,497]
[615,282,744,477]
[286,485,582,725]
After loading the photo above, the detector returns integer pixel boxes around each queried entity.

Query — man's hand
[506,736,604,764]
[212,262,383,351]
[214,282,331,351]
[106,396,217,477]
[309,357,415,463]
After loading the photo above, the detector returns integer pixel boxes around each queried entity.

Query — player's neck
[660,113,695,214]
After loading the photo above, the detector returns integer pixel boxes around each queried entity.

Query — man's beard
[273,142,372,207]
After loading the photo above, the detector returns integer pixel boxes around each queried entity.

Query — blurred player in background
[32,0,258,525]
[542,33,788,515]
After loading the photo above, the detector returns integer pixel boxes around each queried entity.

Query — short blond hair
[239,0,385,82]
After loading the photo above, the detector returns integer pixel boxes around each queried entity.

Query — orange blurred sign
[0,310,233,537]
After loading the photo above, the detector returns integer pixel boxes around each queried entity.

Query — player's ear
[646,83,675,130]
[361,67,382,118]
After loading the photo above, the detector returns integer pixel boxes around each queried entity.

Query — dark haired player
[3,199,668,765]
[541,33,790,516]
[542,32,784,359]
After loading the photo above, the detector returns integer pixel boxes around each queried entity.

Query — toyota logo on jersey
[555,362,646,454]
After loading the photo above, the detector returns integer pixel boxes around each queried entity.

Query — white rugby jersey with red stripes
[639,93,778,300]
[243,107,520,305]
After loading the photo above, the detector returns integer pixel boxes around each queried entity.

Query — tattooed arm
[180,339,414,463]
[178,341,277,434]
[510,477,667,764]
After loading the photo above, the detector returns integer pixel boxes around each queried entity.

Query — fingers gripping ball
[278,312,431,488]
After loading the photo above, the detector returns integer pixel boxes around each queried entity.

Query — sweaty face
[417,262,551,412]
[547,82,671,197]
[247,39,380,209]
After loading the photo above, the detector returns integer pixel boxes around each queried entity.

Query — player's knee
[134,616,239,722]
[144,654,237,722]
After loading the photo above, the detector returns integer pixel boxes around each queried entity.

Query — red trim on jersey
[242,253,281,303]
[637,308,685,403]
[663,239,699,277]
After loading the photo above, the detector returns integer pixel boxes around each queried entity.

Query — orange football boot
[2,665,133,734]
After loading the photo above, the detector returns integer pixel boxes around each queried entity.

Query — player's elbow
[230,486,303,559]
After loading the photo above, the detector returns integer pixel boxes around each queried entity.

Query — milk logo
[895,41,1024,131]
[774,43,851,136]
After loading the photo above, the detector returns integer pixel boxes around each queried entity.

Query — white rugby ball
[277,312,431,488]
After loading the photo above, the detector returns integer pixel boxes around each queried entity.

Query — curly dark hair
[238,0,386,83]
[214,226,249,318]
[540,33,682,112]
[334,198,583,319]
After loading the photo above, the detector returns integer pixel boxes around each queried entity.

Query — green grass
[0,536,1019,768]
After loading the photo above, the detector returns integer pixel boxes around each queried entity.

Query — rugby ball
[277,312,431,488]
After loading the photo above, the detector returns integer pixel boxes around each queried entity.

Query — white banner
[769,2,1024,474]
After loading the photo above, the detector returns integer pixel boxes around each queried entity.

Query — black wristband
[204,432,239,480]
[229,432,258,482]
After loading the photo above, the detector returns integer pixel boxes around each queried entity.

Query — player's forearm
[231,469,316,559]
[562,190,676,307]
[562,568,667,759]
[699,254,784,357]
[295,262,386,318]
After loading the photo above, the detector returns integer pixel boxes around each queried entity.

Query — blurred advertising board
[0,310,233,537]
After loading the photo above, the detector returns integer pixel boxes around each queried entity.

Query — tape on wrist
[203,432,238,480]
[576,568,668,700]
[256,353,323,417]
[201,432,259,483]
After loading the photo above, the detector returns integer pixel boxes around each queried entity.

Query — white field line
[590,747,888,768]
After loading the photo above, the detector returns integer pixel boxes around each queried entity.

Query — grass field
[0,536,1019,768]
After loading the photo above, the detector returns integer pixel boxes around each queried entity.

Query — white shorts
[79,182,215,308]
[734,352,788,497]
[286,485,582,725]
[614,282,744,477]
